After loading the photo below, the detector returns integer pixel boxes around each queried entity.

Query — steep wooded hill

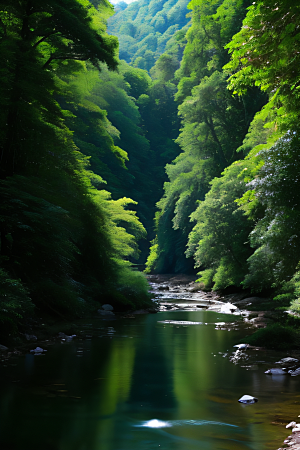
[107,0,190,69]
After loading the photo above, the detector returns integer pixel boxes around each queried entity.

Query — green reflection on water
[0,310,299,450]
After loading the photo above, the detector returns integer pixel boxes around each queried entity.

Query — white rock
[238,395,258,404]
[220,303,238,314]
[292,427,300,433]
[286,421,297,429]
[233,344,248,350]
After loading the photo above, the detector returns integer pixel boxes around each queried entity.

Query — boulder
[233,343,248,350]
[265,368,287,375]
[276,357,299,365]
[30,347,47,355]
[289,367,300,377]
[238,395,258,404]
[102,304,114,311]
[220,303,238,314]
[286,421,297,429]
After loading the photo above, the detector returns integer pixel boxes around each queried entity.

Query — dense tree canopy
[107,0,190,70]
[145,0,266,274]
[2,0,300,337]
[0,0,154,337]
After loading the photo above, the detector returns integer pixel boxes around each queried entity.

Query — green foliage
[107,0,190,70]
[240,133,300,290]
[240,323,299,350]
[106,267,152,310]
[224,0,300,138]
[123,66,152,98]
[186,161,254,289]
[0,269,33,336]
[0,0,153,336]
[144,239,160,273]
[196,268,215,290]
[148,0,264,275]
[0,0,118,71]
[225,1,300,97]
[150,53,179,82]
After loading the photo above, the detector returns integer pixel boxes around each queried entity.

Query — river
[0,306,299,450]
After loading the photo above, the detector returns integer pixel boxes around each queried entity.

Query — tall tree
[0,0,118,177]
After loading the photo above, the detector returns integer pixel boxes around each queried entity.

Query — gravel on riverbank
[278,422,300,449]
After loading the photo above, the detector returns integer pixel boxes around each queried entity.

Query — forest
[1,0,300,340]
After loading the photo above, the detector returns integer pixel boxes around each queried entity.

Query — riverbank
[279,424,300,450]
[147,273,270,326]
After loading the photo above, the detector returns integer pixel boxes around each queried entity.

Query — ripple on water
[135,419,239,429]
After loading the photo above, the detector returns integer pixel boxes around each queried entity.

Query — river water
[0,309,299,450]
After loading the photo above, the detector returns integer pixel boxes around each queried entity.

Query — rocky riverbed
[147,273,269,327]
[278,423,300,450]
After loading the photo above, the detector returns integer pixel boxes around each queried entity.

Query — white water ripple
[135,419,239,428]
[158,320,203,325]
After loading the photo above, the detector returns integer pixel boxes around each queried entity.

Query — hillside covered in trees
[1,0,300,340]
[146,0,300,312]
[107,0,190,69]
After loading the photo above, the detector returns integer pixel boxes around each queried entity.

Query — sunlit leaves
[186,160,253,289]
[241,133,300,289]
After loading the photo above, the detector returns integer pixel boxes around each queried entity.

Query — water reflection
[0,310,299,449]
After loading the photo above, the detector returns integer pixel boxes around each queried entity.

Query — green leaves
[186,161,253,289]
[107,0,190,70]
[0,0,152,329]
[224,0,300,132]
[241,133,300,290]
[147,0,264,275]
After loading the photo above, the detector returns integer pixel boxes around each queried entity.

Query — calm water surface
[0,310,300,450]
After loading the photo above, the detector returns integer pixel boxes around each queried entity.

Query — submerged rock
[265,368,287,375]
[58,332,76,342]
[30,347,47,355]
[0,344,8,352]
[238,395,258,404]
